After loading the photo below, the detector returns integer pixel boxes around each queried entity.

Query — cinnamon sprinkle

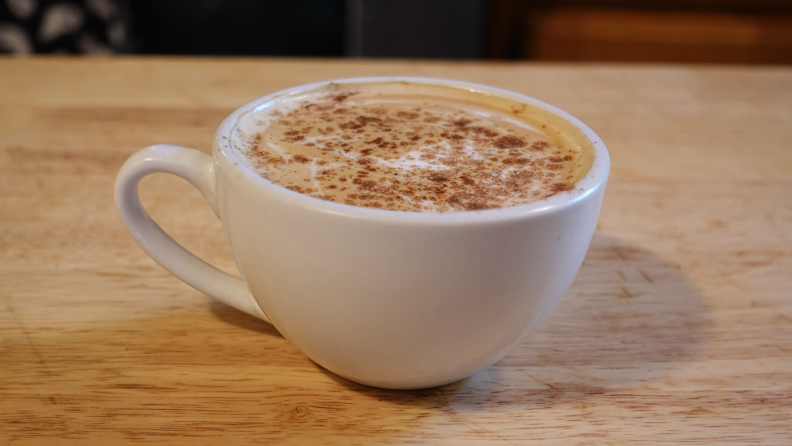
[231,91,580,212]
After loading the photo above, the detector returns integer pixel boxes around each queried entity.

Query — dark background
[130,0,346,57]
[2,0,791,63]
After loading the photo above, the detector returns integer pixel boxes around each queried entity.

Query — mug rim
[213,76,610,224]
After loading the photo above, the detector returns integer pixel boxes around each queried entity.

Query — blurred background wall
[490,0,792,63]
[1,0,790,63]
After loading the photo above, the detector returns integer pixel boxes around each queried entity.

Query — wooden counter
[1,57,790,444]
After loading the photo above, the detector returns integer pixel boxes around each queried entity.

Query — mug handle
[114,144,270,323]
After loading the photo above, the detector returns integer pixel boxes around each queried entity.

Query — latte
[230,82,592,212]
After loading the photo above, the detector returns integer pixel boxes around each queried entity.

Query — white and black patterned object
[0,0,131,54]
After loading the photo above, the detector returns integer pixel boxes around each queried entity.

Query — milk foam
[229,82,590,212]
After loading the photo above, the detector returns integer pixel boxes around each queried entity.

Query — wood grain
[1,57,790,445]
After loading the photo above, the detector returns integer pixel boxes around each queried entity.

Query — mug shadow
[207,298,284,338]
[311,233,712,411]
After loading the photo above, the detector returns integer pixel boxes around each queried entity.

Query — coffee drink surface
[230,82,593,212]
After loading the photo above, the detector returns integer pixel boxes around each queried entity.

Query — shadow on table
[207,298,285,338]
[316,233,712,410]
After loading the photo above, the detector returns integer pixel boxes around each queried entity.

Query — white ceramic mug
[115,77,609,389]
